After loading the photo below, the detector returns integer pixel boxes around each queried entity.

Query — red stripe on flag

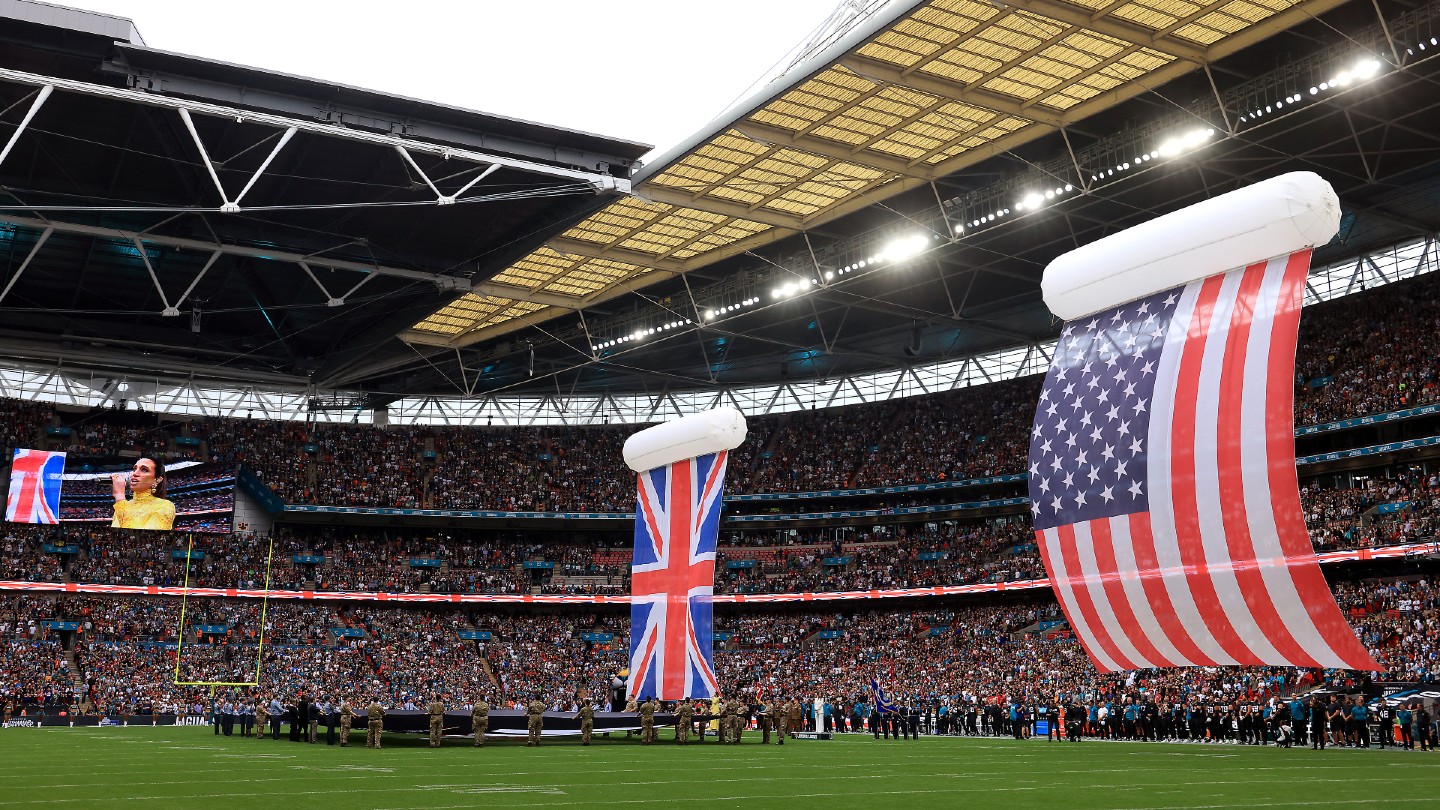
[1215,260,1314,665]
[1091,518,1172,667]
[1128,513,1210,665]
[1056,523,1134,670]
[1263,250,1380,670]
[1170,273,1256,664]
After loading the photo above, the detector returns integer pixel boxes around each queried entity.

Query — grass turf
[1,726,1437,809]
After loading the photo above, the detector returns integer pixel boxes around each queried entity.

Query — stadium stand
[2,571,1434,733]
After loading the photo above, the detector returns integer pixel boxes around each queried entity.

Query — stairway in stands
[62,642,86,706]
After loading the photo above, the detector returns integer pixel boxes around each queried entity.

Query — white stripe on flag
[1147,280,1236,666]
[1192,268,1284,663]
[1039,527,1122,672]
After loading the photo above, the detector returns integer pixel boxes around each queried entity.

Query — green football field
[2,726,1437,809]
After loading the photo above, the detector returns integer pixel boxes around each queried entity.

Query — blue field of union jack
[6,448,66,525]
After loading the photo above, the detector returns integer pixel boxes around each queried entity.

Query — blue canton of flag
[627,451,727,700]
[1028,288,1178,530]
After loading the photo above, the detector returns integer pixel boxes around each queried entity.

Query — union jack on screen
[1027,250,1378,673]
[6,448,67,525]
[627,451,727,700]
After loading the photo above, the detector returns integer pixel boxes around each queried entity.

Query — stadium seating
[2,572,1434,719]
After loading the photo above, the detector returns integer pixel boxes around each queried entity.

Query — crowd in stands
[3,570,1435,725]
[1335,577,1440,685]
[1301,467,1440,552]
[1,399,51,460]
[479,613,625,709]
[1,527,64,582]
[1295,270,1440,425]
[7,480,1437,600]
[854,377,1041,487]
[714,521,1044,594]
[0,639,72,708]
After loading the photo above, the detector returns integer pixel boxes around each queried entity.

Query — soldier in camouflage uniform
[577,702,595,746]
[715,697,731,744]
[774,699,789,745]
[366,700,385,749]
[471,697,489,747]
[730,699,746,744]
[338,701,352,747]
[428,695,445,748]
[639,697,657,744]
[786,699,802,740]
[254,698,267,740]
[676,699,694,745]
[526,697,546,747]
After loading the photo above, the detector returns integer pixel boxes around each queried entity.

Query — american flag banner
[1028,250,1378,673]
[627,451,727,700]
[6,449,66,525]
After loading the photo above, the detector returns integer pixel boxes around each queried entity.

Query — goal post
[171,532,275,688]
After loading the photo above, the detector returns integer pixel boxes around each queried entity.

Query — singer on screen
[110,457,176,531]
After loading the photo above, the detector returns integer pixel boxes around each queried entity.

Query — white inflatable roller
[1043,171,1341,321]
[623,406,748,473]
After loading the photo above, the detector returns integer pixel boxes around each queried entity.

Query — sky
[53,0,859,160]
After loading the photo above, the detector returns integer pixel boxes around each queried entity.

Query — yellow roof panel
[410,0,1334,344]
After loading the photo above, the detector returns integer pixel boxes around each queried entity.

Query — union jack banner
[627,451,727,700]
[1028,250,1377,673]
[6,449,66,525]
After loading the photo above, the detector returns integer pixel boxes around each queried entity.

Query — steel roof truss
[0,83,51,172]
[172,250,222,312]
[0,67,627,193]
[177,108,296,213]
[296,261,377,308]
[0,224,51,305]
[393,145,503,205]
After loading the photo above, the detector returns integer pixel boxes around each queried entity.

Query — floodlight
[879,233,929,263]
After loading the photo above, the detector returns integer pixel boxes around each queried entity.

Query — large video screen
[6,449,235,533]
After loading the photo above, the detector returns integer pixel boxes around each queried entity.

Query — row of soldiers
[623,695,806,745]
[221,693,816,747]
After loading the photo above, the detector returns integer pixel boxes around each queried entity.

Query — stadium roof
[0,0,645,389]
[2,0,1440,413]
[403,0,1351,348]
